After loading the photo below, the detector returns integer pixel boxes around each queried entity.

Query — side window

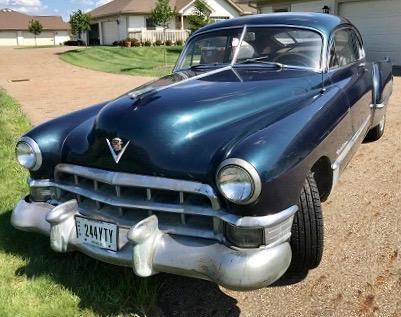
[330,29,361,69]
[350,30,364,59]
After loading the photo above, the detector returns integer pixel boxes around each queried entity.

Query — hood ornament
[106,138,130,164]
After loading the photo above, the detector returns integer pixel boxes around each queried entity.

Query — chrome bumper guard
[11,199,295,290]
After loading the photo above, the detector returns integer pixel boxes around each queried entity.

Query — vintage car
[12,13,393,290]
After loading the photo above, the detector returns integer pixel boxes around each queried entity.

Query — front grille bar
[55,164,221,210]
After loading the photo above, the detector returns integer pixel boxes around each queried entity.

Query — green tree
[151,0,175,30]
[187,0,211,33]
[69,10,91,46]
[150,0,176,65]
[28,20,43,47]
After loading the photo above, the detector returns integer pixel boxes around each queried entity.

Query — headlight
[216,158,261,204]
[15,137,42,171]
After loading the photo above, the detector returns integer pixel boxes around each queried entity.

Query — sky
[0,0,113,21]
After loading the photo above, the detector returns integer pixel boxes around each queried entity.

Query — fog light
[225,223,264,248]
[30,187,55,202]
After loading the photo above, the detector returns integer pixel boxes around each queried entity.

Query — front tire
[288,173,324,276]
[364,115,386,142]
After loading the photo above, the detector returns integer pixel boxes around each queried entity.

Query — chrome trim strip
[18,136,42,171]
[216,158,262,205]
[331,114,372,186]
[29,177,297,228]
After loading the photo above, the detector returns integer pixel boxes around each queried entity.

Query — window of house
[146,17,156,30]
[210,16,230,23]
[273,6,290,12]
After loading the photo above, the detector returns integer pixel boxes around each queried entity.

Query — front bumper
[11,198,294,291]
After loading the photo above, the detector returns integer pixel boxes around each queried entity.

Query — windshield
[176,26,323,70]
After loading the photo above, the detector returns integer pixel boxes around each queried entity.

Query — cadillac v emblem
[106,137,130,164]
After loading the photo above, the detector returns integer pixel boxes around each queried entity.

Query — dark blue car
[12,13,393,290]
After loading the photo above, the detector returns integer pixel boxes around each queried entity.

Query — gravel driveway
[0,47,400,317]
[158,78,401,317]
[0,47,152,125]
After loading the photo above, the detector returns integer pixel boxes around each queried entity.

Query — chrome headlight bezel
[15,136,42,171]
[216,158,262,205]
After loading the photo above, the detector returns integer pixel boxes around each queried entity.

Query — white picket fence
[129,30,189,43]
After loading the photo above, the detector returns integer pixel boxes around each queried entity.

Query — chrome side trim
[18,136,42,171]
[216,158,262,205]
[331,114,371,186]
[370,103,385,110]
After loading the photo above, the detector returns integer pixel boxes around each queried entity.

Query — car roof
[193,13,351,38]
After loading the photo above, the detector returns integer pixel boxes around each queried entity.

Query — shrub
[64,39,85,46]
[176,39,183,46]
[165,39,173,46]
[144,40,152,47]
[134,41,142,47]
[124,40,132,48]
[155,40,164,46]
[112,41,119,46]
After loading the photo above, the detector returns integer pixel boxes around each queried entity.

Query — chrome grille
[53,164,224,241]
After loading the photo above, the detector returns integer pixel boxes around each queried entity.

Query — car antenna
[320,69,326,94]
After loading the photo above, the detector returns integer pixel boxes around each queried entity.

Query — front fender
[225,85,350,216]
[23,102,109,179]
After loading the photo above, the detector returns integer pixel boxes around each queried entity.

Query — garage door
[23,32,55,46]
[0,31,17,46]
[339,0,401,66]
[102,21,118,45]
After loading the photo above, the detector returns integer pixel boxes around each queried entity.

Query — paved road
[0,47,400,316]
[0,47,152,125]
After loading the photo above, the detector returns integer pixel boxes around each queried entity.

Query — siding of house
[0,31,17,46]
[0,30,70,46]
[127,15,176,32]
[291,0,336,13]
[260,0,336,14]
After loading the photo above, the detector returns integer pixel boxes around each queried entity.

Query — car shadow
[0,210,241,316]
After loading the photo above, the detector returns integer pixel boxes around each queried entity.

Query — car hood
[62,67,323,182]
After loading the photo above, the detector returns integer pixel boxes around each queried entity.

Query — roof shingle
[89,0,255,19]
[0,8,70,31]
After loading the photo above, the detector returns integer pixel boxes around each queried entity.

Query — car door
[328,28,372,136]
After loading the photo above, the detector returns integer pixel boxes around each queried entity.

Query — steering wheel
[272,53,316,67]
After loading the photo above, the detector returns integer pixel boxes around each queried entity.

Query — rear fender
[371,60,393,127]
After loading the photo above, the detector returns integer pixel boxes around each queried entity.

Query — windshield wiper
[190,63,225,69]
[237,57,285,69]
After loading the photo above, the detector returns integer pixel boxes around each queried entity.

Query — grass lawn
[0,90,157,317]
[59,46,183,77]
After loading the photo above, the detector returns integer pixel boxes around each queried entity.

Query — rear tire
[288,173,324,276]
[364,115,386,142]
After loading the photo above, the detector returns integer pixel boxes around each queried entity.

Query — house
[0,8,71,46]
[86,0,256,45]
[247,0,401,66]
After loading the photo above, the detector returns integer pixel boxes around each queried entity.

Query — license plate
[75,216,118,251]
